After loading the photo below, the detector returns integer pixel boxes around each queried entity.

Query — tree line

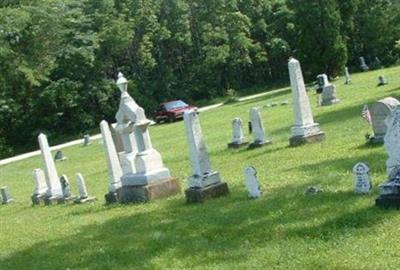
[0,0,399,158]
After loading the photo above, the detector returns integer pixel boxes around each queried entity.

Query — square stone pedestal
[31,195,46,205]
[376,195,400,209]
[44,196,65,205]
[185,182,230,203]
[117,178,181,204]
[228,141,249,149]
[248,140,272,150]
[289,132,325,147]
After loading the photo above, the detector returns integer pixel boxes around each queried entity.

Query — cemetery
[0,62,400,269]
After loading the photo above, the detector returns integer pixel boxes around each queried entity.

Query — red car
[155,100,197,123]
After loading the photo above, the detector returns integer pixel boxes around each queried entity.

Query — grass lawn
[1,66,400,269]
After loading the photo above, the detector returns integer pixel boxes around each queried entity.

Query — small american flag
[361,104,372,125]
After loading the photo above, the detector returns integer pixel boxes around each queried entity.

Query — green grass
[1,66,400,269]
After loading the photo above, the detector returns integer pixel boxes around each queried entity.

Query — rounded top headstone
[353,162,370,174]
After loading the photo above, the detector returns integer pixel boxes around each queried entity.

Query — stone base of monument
[321,99,340,106]
[376,195,400,209]
[185,182,230,203]
[227,141,249,149]
[117,178,181,203]
[366,136,384,145]
[44,196,65,205]
[104,191,119,204]
[31,194,47,205]
[289,132,325,147]
[248,140,272,150]
[74,196,96,204]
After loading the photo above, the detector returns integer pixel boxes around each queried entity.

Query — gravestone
[376,106,400,208]
[369,97,400,144]
[245,166,262,198]
[316,74,340,106]
[344,67,352,85]
[31,168,48,205]
[54,150,67,162]
[100,120,123,203]
[353,162,372,194]
[184,109,229,203]
[378,75,388,86]
[1,186,14,204]
[60,175,75,201]
[114,73,180,203]
[228,118,248,149]
[315,74,327,94]
[248,107,272,149]
[83,135,91,146]
[288,58,325,146]
[38,133,64,204]
[360,56,369,71]
[74,173,96,204]
[373,57,382,69]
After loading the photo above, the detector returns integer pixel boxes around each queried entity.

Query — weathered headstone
[288,58,325,146]
[60,174,75,201]
[38,133,64,204]
[316,74,340,106]
[54,150,67,162]
[184,109,229,203]
[114,73,180,203]
[74,173,96,204]
[100,120,123,203]
[83,134,91,146]
[245,166,262,198]
[376,106,400,208]
[228,118,248,149]
[1,186,14,204]
[31,168,48,205]
[248,107,272,149]
[360,56,369,71]
[378,75,388,86]
[353,162,372,194]
[373,57,382,69]
[369,97,400,144]
[344,67,352,85]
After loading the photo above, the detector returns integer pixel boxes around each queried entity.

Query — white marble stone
[38,133,63,199]
[1,186,13,204]
[76,173,89,199]
[249,108,270,145]
[370,97,400,142]
[100,120,123,193]
[345,67,352,84]
[360,56,369,71]
[245,166,262,198]
[353,162,372,194]
[32,168,48,197]
[231,118,246,144]
[184,110,221,188]
[288,58,323,138]
[384,106,400,175]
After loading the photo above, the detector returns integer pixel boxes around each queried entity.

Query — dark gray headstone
[1,186,14,204]
[54,150,67,162]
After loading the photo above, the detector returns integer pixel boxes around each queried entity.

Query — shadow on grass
[0,177,391,270]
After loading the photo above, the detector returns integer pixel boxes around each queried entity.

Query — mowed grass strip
[1,66,400,269]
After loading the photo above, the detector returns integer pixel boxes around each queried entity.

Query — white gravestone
[184,110,229,202]
[316,74,340,106]
[1,186,14,204]
[74,173,96,203]
[288,58,325,146]
[370,97,400,143]
[38,133,63,202]
[245,166,262,198]
[31,168,48,204]
[228,118,248,148]
[345,67,352,85]
[100,120,123,203]
[248,108,272,148]
[353,162,372,194]
[114,73,179,203]
[360,56,369,71]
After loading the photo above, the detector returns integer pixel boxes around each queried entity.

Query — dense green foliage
[1,66,400,269]
[0,0,400,157]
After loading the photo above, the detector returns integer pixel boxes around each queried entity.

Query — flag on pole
[361,104,372,125]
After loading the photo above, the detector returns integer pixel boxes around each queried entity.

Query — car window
[164,100,188,110]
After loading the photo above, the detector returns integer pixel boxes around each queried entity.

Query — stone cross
[38,133,63,200]
[228,118,248,148]
[60,174,73,199]
[1,186,13,204]
[360,56,369,71]
[31,168,48,204]
[249,107,271,148]
[184,110,221,188]
[83,135,91,146]
[345,67,352,85]
[100,120,123,196]
[288,58,325,146]
[353,162,372,194]
[245,166,262,198]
